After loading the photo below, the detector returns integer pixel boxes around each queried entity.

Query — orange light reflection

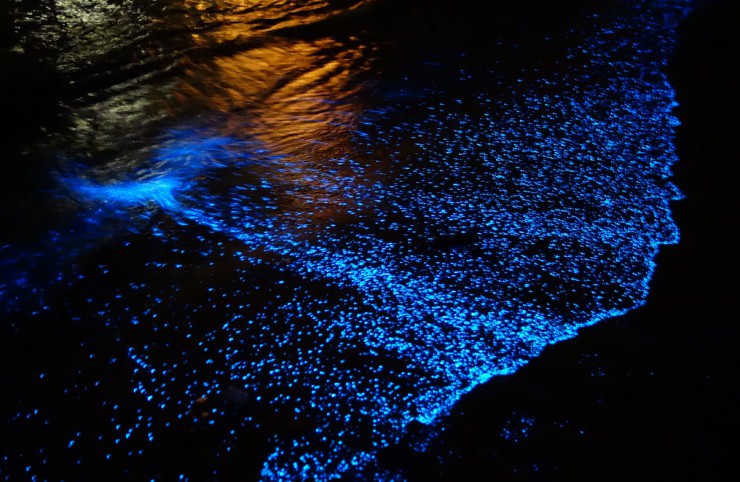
[177,14,379,228]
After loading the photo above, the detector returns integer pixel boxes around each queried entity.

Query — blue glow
[67,177,184,210]
[1,1,691,480]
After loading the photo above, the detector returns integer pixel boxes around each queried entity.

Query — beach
[1,1,737,480]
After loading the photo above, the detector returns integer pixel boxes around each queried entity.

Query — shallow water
[1,1,689,480]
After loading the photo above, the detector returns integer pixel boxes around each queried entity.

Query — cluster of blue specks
[1,1,690,480]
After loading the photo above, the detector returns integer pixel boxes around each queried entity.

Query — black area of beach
[386,1,739,480]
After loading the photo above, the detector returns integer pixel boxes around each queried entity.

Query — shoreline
[1,1,736,480]
[390,1,739,479]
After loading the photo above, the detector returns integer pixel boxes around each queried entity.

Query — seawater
[1,1,690,480]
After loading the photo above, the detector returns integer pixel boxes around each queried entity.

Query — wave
[1,1,690,480]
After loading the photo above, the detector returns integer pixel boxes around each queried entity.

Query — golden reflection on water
[37,0,380,226]
[180,19,378,225]
[180,0,374,36]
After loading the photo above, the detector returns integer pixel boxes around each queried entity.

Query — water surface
[1,1,689,480]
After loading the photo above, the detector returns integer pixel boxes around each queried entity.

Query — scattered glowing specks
[0,1,691,481]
